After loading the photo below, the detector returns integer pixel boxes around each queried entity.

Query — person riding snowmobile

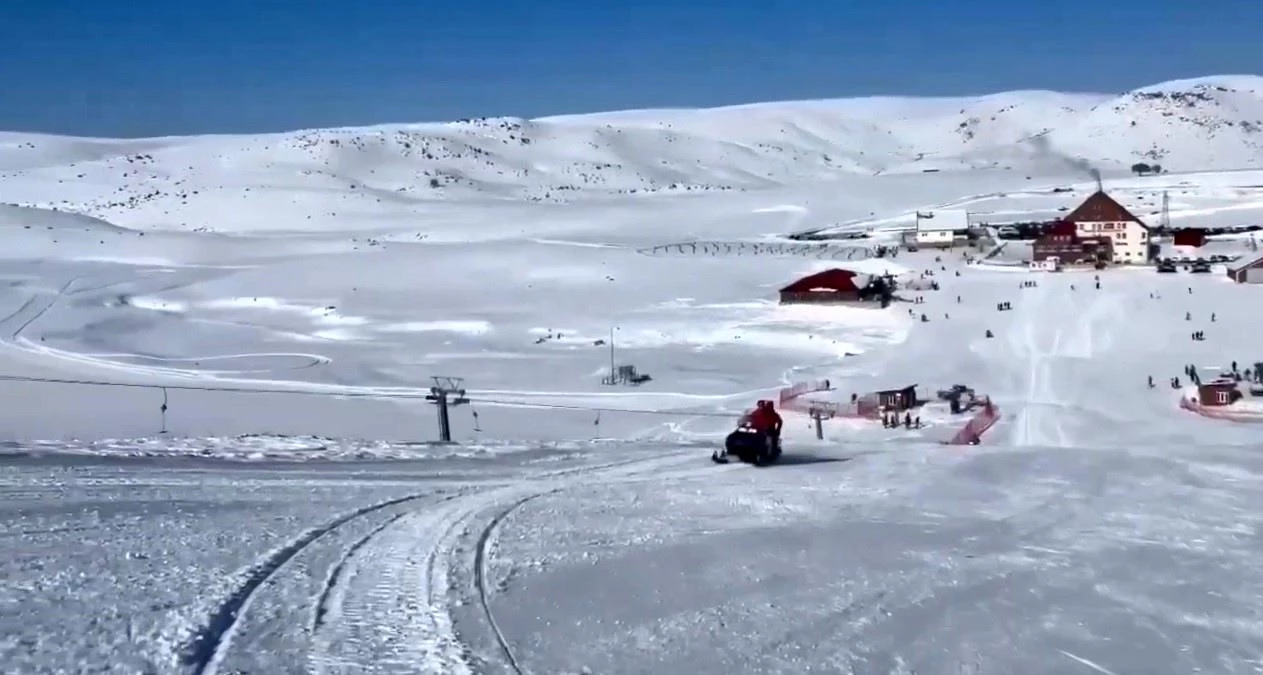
[749,400,783,451]
[713,400,783,464]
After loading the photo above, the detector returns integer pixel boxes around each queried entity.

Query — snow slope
[0,77,1257,444]
[2,75,1262,230]
[5,75,1263,674]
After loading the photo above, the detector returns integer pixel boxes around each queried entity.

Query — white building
[912,209,968,247]
[1064,191,1151,264]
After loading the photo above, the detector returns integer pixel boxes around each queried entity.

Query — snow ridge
[1,75,1261,231]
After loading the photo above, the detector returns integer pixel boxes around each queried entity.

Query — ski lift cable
[0,374,742,419]
[0,373,432,398]
[466,396,738,418]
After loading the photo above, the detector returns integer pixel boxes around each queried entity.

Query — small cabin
[779,269,861,304]
[1198,380,1242,407]
[1227,255,1263,284]
[875,384,918,412]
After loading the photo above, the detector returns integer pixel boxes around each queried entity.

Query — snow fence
[777,380,1001,444]
[947,399,1001,445]
[639,241,874,260]
[1179,396,1263,423]
[777,380,880,419]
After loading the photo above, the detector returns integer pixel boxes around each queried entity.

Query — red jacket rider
[749,400,783,434]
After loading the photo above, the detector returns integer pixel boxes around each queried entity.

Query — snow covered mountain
[12,70,1263,675]
[1,75,1261,233]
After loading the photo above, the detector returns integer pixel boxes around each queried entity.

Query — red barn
[779,269,861,304]
[1172,229,1207,248]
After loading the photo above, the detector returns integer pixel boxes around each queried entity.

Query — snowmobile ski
[714,425,781,466]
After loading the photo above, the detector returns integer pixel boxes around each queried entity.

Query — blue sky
[2,0,1259,137]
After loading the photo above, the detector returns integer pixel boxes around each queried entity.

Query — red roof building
[779,269,862,304]
[1063,190,1145,224]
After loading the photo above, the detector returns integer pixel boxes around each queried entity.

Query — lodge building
[1061,190,1152,264]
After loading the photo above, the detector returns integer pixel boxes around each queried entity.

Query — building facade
[875,385,918,411]
[1198,381,1242,407]
[1031,220,1111,266]
[1227,255,1263,284]
[912,209,968,247]
[1063,191,1151,264]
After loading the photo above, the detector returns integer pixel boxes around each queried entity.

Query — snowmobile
[712,423,782,466]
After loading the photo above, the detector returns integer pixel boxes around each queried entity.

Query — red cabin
[1198,381,1241,407]
[779,269,861,304]
[1173,229,1207,248]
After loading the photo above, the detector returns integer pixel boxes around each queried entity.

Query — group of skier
[1156,361,1263,390]
[883,411,922,429]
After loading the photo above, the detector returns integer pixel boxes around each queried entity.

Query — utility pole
[602,325,619,385]
[426,376,468,443]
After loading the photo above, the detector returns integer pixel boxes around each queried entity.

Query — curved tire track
[181,490,450,675]
[305,452,701,674]
[189,450,703,675]
[473,492,555,675]
[306,490,496,675]
[458,451,708,673]
[311,511,411,633]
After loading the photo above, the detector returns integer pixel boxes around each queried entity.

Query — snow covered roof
[781,269,859,293]
[1227,253,1263,272]
[915,210,969,232]
[1065,191,1149,229]
[834,258,912,277]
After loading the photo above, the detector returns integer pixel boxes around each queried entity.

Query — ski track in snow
[183,450,705,675]
[473,492,551,675]
[1008,282,1062,448]
[305,493,484,675]
[182,491,445,675]
[0,273,764,417]
[4,277,78,341]
[1009,280,1119,449]
[311,511,411,633]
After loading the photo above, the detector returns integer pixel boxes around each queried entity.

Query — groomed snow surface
[6,77,1263,673]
